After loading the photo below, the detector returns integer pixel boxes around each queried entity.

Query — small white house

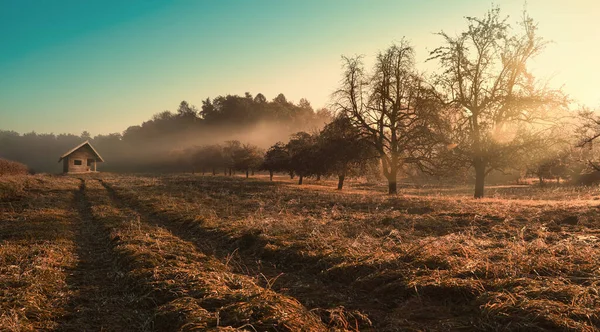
[58,141,104,173]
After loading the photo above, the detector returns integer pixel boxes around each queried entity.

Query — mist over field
[0,94,330,173]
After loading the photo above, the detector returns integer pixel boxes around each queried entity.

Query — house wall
[65,146,97,173]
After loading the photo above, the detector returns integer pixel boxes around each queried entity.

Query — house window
[73,160,82,165]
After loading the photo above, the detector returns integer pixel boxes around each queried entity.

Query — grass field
[1,173,599,331]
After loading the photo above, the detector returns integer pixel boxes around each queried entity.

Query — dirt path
[57,179,153,331]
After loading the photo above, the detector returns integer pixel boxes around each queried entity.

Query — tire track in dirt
[99,177,495,331]
[98,179,382,330]
[88,178,327,331]
[57,179,153,331]
[85,175,600,331]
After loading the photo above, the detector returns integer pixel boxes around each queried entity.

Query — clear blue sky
[1,0,598,135]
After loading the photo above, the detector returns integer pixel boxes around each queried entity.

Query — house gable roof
[58,141,105,163]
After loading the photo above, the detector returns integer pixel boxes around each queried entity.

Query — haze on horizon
[1,0,598,136]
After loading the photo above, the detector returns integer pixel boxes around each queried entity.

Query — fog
[0,94,330,173]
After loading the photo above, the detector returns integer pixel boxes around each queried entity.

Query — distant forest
[0,92,331,173]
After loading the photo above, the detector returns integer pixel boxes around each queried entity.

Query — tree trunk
[316,174,321,181]
[539,175,544,186]
[229,168,232,176]
[298,176,303,185]
[337,174,345,190]
[388,180,397,194]
[387,166,398,194]
[474,162,486,198]
[246,169,249,178]
[290,171,295,179]
[269,170,273,181]
[212,168,216,176]
[251,169,254,176]
[382,156,398,194]
[224,169,227,176]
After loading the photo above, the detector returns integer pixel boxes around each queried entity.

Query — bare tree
[429,7,567,198]
[335,41,444,194]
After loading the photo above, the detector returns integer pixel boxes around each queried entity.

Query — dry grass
[0,159,28,177]
[2,173,599,331]
[84,178,326,331]
[99,173,600,331]
[0,175,79,331]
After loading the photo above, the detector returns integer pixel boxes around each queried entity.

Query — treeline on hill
[0,92,330,174]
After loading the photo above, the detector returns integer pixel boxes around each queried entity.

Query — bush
[0,158,29,176]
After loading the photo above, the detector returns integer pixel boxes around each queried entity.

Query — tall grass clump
[0,158,29,176]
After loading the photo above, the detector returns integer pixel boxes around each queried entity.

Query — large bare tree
[430,7,566,198]
[336,41,444,194]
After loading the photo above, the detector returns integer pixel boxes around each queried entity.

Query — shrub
[0,158,29,176]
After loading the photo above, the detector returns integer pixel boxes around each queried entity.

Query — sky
[1,0,598,135]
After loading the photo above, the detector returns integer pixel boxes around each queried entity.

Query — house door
[87,159,95,172]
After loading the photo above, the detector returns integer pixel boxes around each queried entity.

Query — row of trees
[179,114,378,191]
[333,7,577,197]
[182,140,264,178]
[181,7,584,197]
[261,116,378,189]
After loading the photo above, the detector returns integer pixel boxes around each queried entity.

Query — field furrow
[100,176,487,329]
[57,179,154,331]
[99,177,380,330]
[83,178,328,331]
